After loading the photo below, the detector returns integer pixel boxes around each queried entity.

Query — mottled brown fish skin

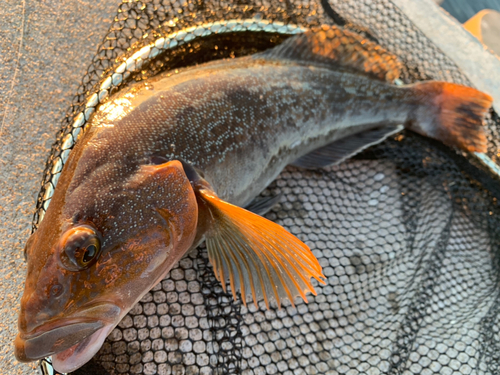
[15,152,198,370]
[88,58,413,207]
[15,25,492,372]
[16,57,409,369]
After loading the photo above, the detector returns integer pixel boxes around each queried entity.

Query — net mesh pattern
[31,0,500,374]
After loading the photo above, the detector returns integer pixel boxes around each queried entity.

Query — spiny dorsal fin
[258,25,402,82]
[196,189,326,309]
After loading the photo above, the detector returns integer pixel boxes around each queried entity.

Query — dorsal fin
[258,25,402,81]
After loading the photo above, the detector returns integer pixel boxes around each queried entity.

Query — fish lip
[19,317,100,342]
[15,302,120,362]
[18,301,119,340]
[51,323,115,373]
[14,320,104,362]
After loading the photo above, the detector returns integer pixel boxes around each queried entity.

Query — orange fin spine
[245,234,297,306]
[259,24,402,82]
[199,189,325,309]
[207,238,225,291]
[217,236,237,297]
[243,227,315,302]
[244,216,325,282]
[222,235,247,303]
[233,230,273,308]
[241,232,282,308]
[239,212,318,272]
[212,222,273,309]
[250,218,325,279]
[226,232,263,307]
[229,230,273,308]
[229,208,315,303]
[221,232,252,305]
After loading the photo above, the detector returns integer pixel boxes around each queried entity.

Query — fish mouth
[15,302,120,372]
[50,323,116,373]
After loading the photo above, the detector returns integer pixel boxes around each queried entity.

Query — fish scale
[89,61,410,206]
[33,19,307,228]
[16,23,493,374]
[14,1,499,375]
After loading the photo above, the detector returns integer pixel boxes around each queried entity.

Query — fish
[15,24,493,373]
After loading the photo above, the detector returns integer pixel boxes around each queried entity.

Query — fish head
[15,137,198,373]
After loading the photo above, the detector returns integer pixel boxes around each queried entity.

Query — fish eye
[58,225,102,271]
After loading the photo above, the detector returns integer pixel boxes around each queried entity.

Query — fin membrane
[244,193,283,216]
[292,125,404,169]
[257,24,402,82]
[197,189,325,308]
[410,81,492,153]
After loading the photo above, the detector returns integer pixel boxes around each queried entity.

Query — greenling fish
[15,25,492,373]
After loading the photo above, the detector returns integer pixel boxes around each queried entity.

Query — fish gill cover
[32,0,500,374]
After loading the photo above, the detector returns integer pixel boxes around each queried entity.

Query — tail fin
[409,82,492,153]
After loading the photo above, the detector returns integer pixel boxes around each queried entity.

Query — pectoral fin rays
[196,189,326,309]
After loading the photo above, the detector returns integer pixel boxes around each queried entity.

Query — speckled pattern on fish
[14,24,493,373]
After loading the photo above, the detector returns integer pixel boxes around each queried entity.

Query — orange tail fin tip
[413,81,492,153]
[198,189,326,309]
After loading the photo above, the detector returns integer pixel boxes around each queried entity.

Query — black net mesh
[32,0,500,374]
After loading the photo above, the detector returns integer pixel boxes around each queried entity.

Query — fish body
[89,59,409,207]
[78,57,484,207]
[15,25,492,372]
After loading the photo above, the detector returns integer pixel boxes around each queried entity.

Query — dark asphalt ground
[0,0,119,373]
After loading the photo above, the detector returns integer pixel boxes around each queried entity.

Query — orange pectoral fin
[197,189,326,309]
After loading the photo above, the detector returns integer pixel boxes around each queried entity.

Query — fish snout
[15,302,120,363]
[18,280,71,335]
[14,320,104,362]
